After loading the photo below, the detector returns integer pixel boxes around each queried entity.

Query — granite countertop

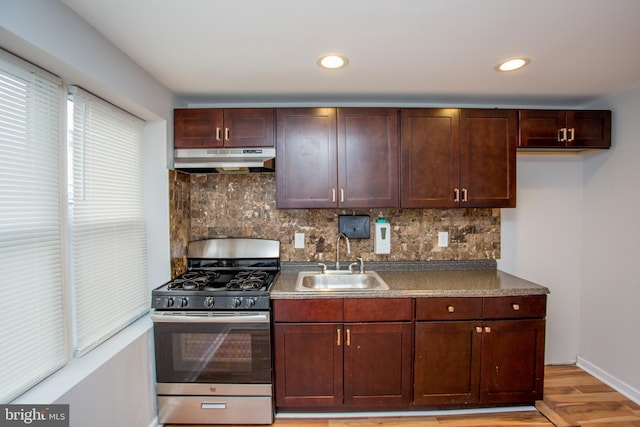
[270,260,550,299]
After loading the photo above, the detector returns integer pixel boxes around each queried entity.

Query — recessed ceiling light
[317,54,349,70]
[495,57,531,72]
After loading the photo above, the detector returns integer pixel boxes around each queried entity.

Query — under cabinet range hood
[173,148,276,173]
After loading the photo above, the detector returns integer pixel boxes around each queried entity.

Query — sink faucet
[349,257,365,274]
[336,232,350,270]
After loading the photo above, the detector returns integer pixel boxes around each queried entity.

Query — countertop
[270,260,550,299]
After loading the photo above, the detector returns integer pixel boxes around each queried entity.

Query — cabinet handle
[558,128,567,142]
[337,328,341,346]
[475,326,483,334]
[332,188,336,203]
[346,329,351,346]
[568,128,575,142]
[512,303,520,311]
[340,188,344,203]
[215,127,222,141]
[454,188,460,202]
[224,127,230,141]
[462,188,468,202]
[447,305,455,313]
[484,326,491,333]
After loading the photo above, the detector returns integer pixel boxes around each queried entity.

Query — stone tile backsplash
[169,171,501,277]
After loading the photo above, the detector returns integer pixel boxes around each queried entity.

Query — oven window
[174,333,252,372]
[154,320,271,384]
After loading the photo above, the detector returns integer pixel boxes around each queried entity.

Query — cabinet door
[460,109,517,208]
[276,108,338,208]
[174,108,223,148]
[519,110,566,148]
[480,319,546,404]
[400,109,460,208]
[338,108,399,208]
[414,321,481,405]
[567,110,611,149]
[344,322,412,407]
[222,108,274,148]
[273,323,343,408]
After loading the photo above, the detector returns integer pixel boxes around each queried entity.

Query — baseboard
[577,356,640,405]
[276,406,536,419]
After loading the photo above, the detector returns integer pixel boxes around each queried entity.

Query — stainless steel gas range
[151,238,279,425]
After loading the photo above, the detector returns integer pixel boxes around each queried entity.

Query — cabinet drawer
[344,298,412,322]
[273,299,343,322]
[416,297,483,320]
[482,295,547,319]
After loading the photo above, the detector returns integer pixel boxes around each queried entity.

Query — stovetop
[152,238,280,311]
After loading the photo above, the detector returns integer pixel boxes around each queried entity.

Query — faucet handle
[348,262,358,273]
[356,257,365,274]
[318,263,327,274]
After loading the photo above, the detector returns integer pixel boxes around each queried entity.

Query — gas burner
[168,271,219,290]
[226,271,269,291]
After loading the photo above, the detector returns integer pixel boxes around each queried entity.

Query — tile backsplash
[169,170,500,277]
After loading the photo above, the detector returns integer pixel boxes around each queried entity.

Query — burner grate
[226,271,269,290]
[168,271,220,290]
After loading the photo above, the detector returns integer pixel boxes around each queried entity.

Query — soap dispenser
[374,218,391,254]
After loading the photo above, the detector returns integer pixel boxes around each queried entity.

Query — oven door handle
[151,312,270,324]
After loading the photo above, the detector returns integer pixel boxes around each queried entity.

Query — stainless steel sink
[295,270,389,291]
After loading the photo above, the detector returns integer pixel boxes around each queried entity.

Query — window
[0,51,149,401]
[69,87,148,356]
[0,53,67,402]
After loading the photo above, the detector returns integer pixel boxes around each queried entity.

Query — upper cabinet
[400,108,517,209]
[174,108,275,149]
[276,108,398,209]
[518,110,611,150]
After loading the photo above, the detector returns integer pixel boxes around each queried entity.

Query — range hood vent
[174,148,275,173]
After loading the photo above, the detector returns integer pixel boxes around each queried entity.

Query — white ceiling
[61,0,640,106]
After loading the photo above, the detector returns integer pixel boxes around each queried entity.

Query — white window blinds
[69,87,148,356]
[0,54,67,402]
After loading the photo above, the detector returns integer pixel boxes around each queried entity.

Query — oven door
[152,311,271,384]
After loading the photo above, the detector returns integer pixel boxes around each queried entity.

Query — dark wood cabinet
[273,298,412,410]
[174,108,274,149]
[415,320,481,405]
[273,323,343,408]
[414,295,546,407]
[480,319,546,404]
[400,108,516,208]
[519,109,611,150]
[276,108,398,208]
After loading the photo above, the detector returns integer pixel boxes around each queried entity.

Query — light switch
[438,231,449,247]
[294,232,305,249]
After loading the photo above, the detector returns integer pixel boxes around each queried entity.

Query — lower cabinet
[273,298,413,410]
[414,295,547,407]
[273,294,547,412]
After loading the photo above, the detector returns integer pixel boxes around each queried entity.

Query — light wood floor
[168,365,640,427]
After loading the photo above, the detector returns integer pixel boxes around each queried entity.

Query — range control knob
[245,298,256,308]
[180,297,189,308]
[204,297,215,308]
[232,298,242,308]
[166,297,175,308]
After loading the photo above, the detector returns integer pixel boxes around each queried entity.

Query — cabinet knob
[454,188,460,202]
[447,305,455,313]
[224,127,230,141]
[475,326,483,333]
[337,328,341,346]
[215,127,222,141]
[512,303,520,311]
[484,326,492,333]
[461,188,468,202]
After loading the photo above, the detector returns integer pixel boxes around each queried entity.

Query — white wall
[579,87,640,399]
[1,0,175,425]
[498,154,584,364]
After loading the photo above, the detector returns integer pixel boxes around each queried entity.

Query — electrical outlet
[438,231,449,247]
[294,232,305,249]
